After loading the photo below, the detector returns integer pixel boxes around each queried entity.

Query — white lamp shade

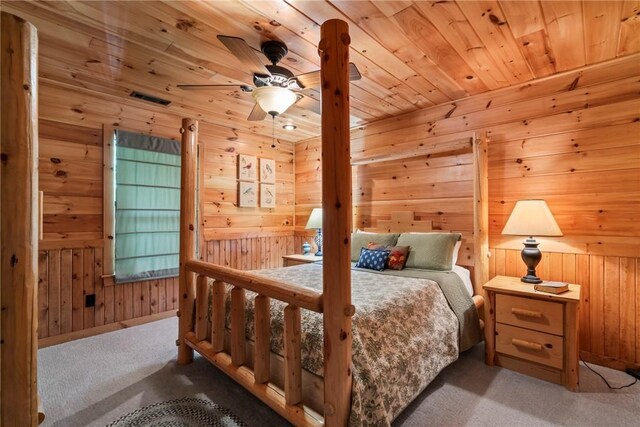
[305,208,323,229]
[502,200,563,237]
[251,86,298,116]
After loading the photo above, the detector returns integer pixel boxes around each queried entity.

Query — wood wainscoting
[37,245,179,345]
[490,248,640,370]
[202,235,295,270]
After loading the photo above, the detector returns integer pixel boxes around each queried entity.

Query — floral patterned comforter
[221,263,460,426]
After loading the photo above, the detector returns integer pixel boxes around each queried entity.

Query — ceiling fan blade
[295,70,321,89]
[176,84,252,91]
[295,94,321,115]
[217,35,271,76]
[295,63,362,88]
[349,63,362,81]
[247,103,267,121]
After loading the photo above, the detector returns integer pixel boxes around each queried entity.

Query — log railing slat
[231,287,246,366]
[284,305,302,405]
[195,275,209,341]
[254,295,271,384]
[211,279,225,352]
[185,259,322,313]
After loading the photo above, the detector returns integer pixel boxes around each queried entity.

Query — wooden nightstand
[484,275,581,391]
[282,254,322,267]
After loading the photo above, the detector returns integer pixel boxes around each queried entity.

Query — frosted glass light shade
[502,200,563,237]
[251,86,297,116]
[305,208,323,229]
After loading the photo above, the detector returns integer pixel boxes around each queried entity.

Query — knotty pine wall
[295,54,640,369]
[37,81,296,343]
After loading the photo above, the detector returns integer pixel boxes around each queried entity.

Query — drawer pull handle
[511,338,543,352]
[511,307,543,318]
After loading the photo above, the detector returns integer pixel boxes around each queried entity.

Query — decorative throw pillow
[386,246,410,270]
[355,248,390,271]
[351,232,399,262]
[366,243,410,270]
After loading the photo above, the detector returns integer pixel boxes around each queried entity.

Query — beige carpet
[38,317,638,427]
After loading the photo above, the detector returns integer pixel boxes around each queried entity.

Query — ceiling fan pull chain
[272,115,276,148]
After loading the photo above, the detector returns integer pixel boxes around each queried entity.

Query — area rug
[105,397,247,427]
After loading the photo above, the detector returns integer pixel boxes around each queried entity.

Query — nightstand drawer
[496,294,563,336]
[496,323,563,369]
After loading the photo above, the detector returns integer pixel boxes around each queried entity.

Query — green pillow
[350,232,399,262]
[397,233,461,270]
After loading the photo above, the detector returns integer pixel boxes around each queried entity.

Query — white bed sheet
[453,265,473,296]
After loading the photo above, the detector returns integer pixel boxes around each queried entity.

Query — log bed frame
[177,20,489,427]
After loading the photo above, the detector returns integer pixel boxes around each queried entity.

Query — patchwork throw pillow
[386,246,410,270]
[355,248,390,271]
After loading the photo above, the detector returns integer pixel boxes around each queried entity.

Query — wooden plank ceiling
[4,0,639,142]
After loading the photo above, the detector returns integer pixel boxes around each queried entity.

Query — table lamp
[305,208,323,256]
[501,200,562,284]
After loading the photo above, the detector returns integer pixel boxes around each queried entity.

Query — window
[114,130,181,283]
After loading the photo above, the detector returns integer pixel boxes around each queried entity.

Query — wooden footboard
[183,259,325,427]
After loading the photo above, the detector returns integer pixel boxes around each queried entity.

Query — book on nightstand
[534,281,569,294]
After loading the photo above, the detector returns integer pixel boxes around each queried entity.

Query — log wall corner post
[319,19,353,427]
[1,11,40,426]
[472,131,489,298]
[178,118,198,365]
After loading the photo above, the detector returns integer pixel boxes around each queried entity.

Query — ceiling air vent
[129,91,171,106]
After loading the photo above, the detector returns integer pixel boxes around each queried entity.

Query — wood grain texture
[2,0,637,145]
[1,12,39,425]
[320,19,353,427]
[490,249,640,369]
[178,118,198,365]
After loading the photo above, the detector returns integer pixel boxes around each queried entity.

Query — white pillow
[451,240,462,268]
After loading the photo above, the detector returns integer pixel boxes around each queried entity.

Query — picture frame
[238,154,257,181]
[238,181,257,207]
[259,158,276,184]
[260,183,276,208]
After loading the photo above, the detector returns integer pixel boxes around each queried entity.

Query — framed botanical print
[259,158,276,184]
[238,154,257,181]
[260,183,276,208]
[238,181,257,207]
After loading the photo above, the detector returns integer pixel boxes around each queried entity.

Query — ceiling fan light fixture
[252,86,297,116]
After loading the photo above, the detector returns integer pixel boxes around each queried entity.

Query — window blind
[115,130,181,283]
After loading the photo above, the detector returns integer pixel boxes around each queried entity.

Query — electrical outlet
[85,293,96,308]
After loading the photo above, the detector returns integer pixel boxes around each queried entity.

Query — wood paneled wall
[36,82,298,342]
[295,54,640,369]
[39,119,103,244]
[37,246,178,340]
[202,236,295,270]
[295,136,477,266]
[199,123,295,242]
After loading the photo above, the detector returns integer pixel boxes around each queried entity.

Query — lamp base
[520,237,542,284]
[314,228,323,258]
[521,274,542,284]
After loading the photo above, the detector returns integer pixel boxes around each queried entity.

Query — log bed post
[473,131,489,296]
[319,19,353,427]
[1,12,39,426]
[178,118,198,365]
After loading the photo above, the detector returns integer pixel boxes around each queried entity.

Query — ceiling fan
[177,35,362,121]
